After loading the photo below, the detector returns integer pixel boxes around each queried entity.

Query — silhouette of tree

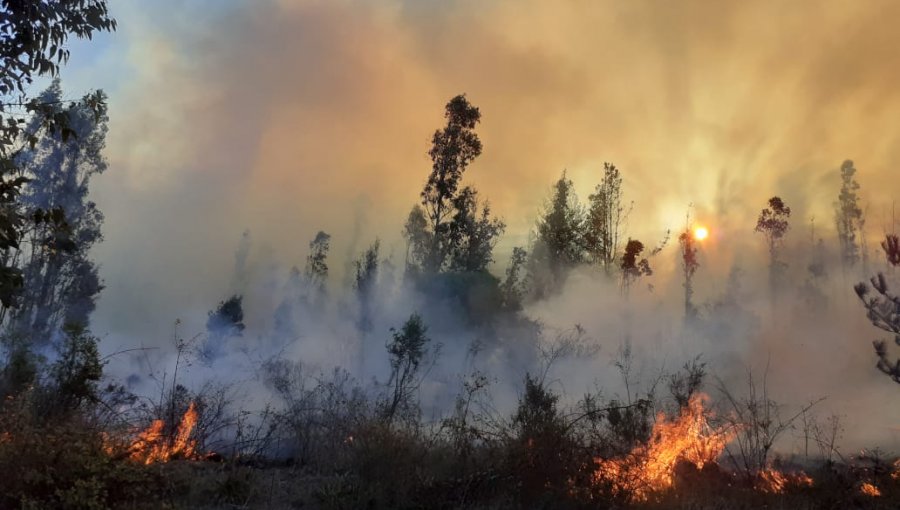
[2,81,107,344]
[404,95,503,279]
[856,233,900,383]
[679,228,700,321]
[354,240,379,333]
[585,162,631,274]
[0,1,115,311]
[420,95,483,273]
[304,230,330,293]
[202,295,245,361]
[447,186,505,272]
[403,204,429,275]
[620,238,651,296]
[381,313,438,424]
[500,246,528,311]
[530,171,585,297]
[755,196,791,303]
[835,160,864,271]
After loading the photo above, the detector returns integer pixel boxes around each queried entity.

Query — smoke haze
[56,0,900,452]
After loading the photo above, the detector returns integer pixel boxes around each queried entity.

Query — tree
[500,246,528,311]
[353,240,379,333]
[381,313,438,424]
[679,228,700,322]
[403,95,505,279]
[202,295,245,361]
[585,162,631,274]
[402,204,429,275]
[620,238,651,296]
[447,186,505,272]
[2,81,107,344]
[0,1,115,312]
[529,171,585,297]
[855,234,900,383]
[304,230,330,292]
[420,94,483,273]
[755,196,791,303]
[835,160,864,271]
[47,322,102,413]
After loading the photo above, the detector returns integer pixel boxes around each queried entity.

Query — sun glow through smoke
[693,226,709,241]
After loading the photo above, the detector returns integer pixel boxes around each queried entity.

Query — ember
[860,482,881,497]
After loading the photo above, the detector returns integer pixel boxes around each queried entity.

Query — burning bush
[594,393,733,501]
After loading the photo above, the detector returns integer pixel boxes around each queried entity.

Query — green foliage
[406,94,504,278]
[530,171,585,298]
[508,374,590,506]
[0,1,116,98]
[500,247,527,311]
[421,95,483,274]
[585,162,630,274]
[382,313,438,424]
[0,398,161,510]
[49,323,103,412]
[447,187,505,273]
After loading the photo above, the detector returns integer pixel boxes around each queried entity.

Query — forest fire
[124,402,200,464]
[860,482,882,497]
[755,468,814,493]
[594,394,817,501]
[594,394,733,501]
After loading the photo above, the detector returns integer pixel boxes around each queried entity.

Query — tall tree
[404,95,503,277]
[835,160,864,272]
[529,172,585,297]
[678,227,700,322]
[3,81,107,344]
[0,1,115,311]
[420,95,483,273]
[585,162,631,274]
[353,240,380,333]
[304,230,331,293]
[755,196,791,303]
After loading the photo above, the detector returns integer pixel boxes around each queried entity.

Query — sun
[693,226,709,241]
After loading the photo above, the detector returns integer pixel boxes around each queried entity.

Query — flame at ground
[594,394,733,501]
[755,468,814,493]
[126,402,199,464]
[860,482,882,497]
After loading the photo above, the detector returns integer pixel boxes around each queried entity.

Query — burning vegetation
[592,393,821,502]
[594,394,732,500]
[4,3,900,508]
[121,401,200,464]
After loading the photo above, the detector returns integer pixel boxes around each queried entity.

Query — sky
[48,0,900,447]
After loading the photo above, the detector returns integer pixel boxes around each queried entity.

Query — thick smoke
[78,0,900,454]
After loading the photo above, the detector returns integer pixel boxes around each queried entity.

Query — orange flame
[126,401,199,464]
[594,394,734,501]
[755,468,814,493]
[859,482,881,497]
